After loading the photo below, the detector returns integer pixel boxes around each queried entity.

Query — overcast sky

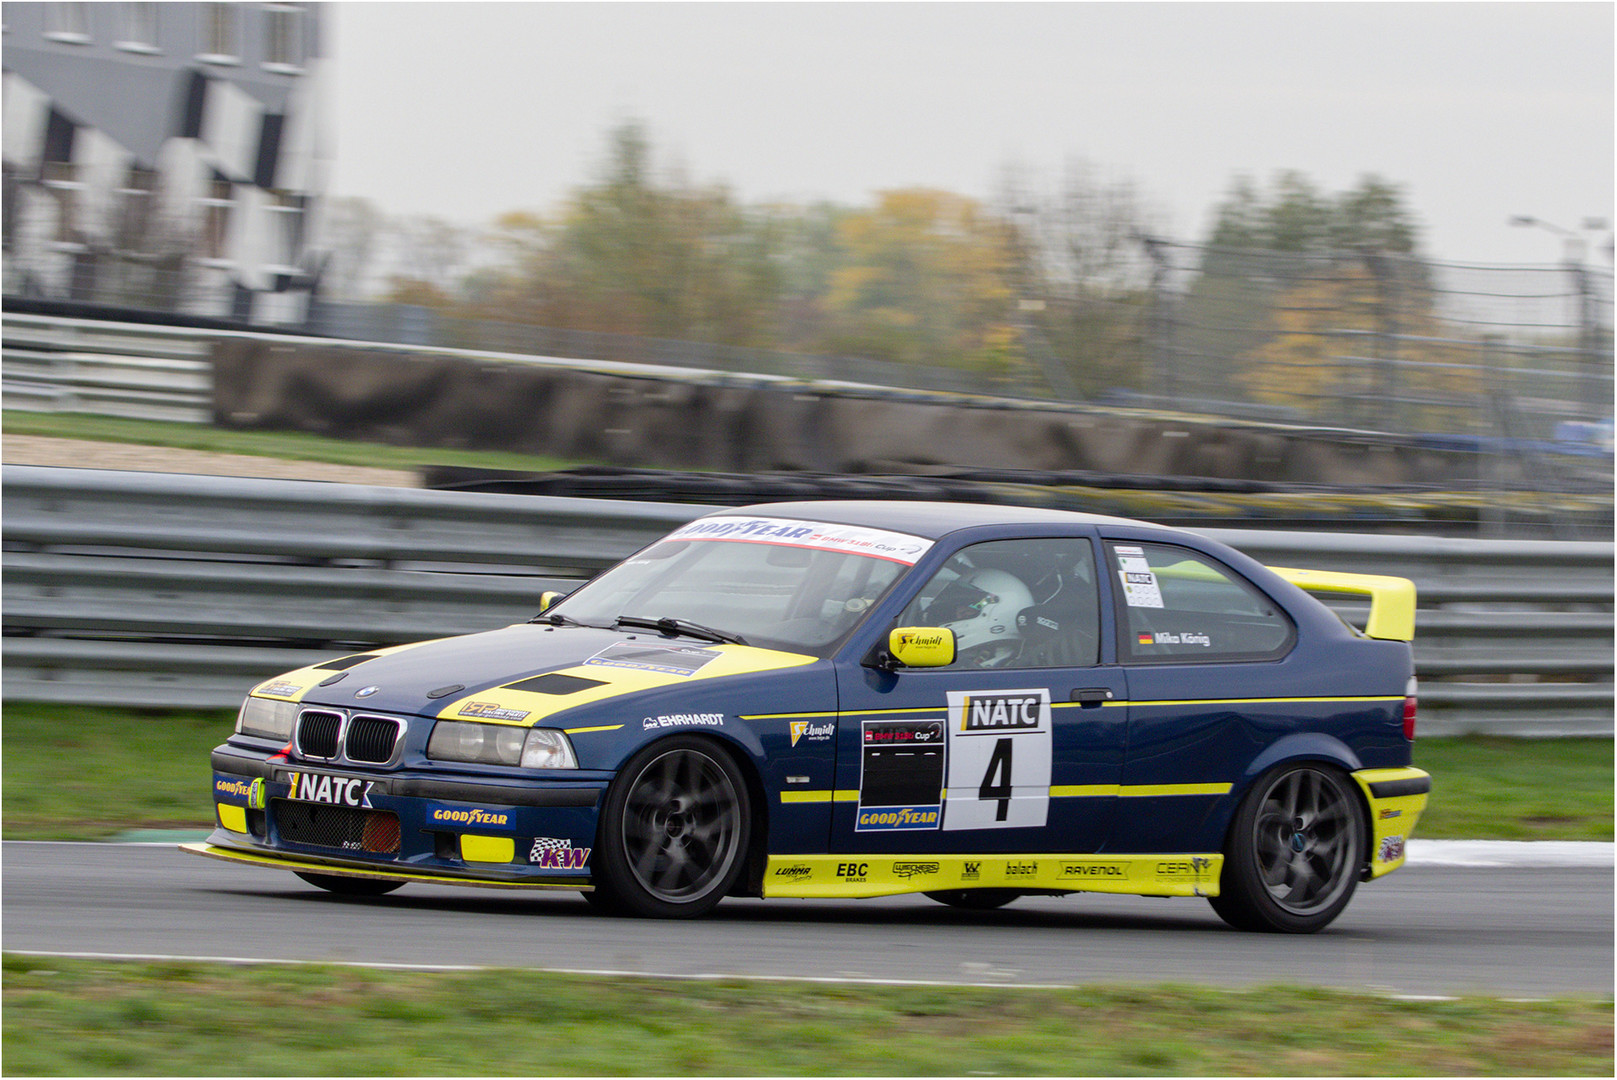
[327,2,1613,267]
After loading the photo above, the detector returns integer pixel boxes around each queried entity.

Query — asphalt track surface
[4,842,1610,998]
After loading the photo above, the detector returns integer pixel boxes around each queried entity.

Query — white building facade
[3,2,327,325]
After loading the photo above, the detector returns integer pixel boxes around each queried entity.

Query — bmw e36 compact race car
[184,501,1429,933]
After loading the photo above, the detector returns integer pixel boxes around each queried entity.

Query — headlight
[519,728,578,770]
[236,696,298,741]
[427,722,576,769]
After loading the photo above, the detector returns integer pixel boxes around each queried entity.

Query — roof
[718,500,1164,541]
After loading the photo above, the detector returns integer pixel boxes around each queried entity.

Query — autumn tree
[818,188,1021,377]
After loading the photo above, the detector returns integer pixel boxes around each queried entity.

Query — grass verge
[1,703,1610,841]
[2,410,588,474]
[2,957,1610,1076]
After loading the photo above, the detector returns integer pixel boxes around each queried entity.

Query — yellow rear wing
[1266,567,1417,642]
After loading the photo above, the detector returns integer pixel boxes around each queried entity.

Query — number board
[942,688,1052,831]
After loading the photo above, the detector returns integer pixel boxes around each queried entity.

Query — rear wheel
[592,737,752,918]
[294,871,406,897]
[924,889,1021,910]
[1209,763,1365,933]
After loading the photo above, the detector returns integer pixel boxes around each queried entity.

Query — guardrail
[1,315,213,422]
[2,465,1610,735]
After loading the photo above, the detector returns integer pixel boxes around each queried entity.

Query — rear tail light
[1402,676,1418,741]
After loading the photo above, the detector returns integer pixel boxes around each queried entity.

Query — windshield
[550,516,933,655]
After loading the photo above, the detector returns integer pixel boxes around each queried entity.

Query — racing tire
[924,889,1021,910]
[1209,762,1365,934]
[593,736,752,919]
[294,871,406,897]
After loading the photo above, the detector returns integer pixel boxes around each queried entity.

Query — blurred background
[2,2,1612,540]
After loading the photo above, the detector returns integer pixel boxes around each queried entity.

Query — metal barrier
[1,315,213,422]
[2,465,1610,735]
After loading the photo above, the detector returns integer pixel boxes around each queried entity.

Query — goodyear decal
[1353,766,1430,878]
[762,853,1223,899]
[437,643,817,725]
[665,516,934,565]
[427,804,512,828]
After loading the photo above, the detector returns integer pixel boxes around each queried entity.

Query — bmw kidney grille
[294,710,403,765]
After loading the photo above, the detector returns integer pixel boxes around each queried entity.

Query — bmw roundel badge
[354,685,380,698]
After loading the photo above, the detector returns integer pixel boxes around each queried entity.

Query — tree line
[322,121,1436,404]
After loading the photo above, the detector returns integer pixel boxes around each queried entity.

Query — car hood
[248,622,818,726]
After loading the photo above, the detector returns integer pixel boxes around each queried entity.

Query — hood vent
[504,673,607,695]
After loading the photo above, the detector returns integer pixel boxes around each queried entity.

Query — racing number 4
[978,738,1013,820]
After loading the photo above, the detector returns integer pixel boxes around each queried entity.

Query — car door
[1099,535,1300,854]
[831,534,1127,857]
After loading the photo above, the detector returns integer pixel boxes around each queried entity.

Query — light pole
[1508,215,1610,423]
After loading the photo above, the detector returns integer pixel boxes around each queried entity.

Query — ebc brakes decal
[855,720,945,831]
[942,688,1053,831]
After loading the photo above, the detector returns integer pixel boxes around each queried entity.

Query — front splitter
[179,842,592,891]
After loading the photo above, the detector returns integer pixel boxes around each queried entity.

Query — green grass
[1413,736,1614,841]
[1,957,1609,1076]
[1,702,1610,841]
[2,410,589,474]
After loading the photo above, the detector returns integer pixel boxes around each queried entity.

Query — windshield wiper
[530,612,602,628]
[613,615,748,646]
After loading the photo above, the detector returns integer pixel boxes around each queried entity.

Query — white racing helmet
[930,568,1033,666]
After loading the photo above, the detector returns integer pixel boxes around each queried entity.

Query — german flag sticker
[1137,633,1154,645]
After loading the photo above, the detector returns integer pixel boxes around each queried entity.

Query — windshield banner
[665,517,934,565]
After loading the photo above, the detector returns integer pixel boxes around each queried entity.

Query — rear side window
[1108,542,1293,662]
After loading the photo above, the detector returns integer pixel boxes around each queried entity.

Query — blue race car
[186,501,1429,933]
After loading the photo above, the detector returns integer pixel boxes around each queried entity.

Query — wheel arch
[609,729,772,898]
[1222,735,1374,871]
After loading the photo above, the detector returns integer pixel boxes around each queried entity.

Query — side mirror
[536,590,566,614]
[887,627,955,668]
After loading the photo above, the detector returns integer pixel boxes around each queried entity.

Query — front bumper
[206,744,610,886]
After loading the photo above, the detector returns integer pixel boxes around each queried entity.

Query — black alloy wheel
[593,736,752,918]
[1209,763,1366,933]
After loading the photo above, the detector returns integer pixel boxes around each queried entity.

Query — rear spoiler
[1266,567,1416,642]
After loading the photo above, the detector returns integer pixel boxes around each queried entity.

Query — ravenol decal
[430,806,511,827]
[458,701,531,722]
[789,720,834,746]
[286,772,375,808]
[529,837,591,869]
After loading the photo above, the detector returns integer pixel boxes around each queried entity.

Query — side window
[897,538,1099,669]
[1109,542,1293,662]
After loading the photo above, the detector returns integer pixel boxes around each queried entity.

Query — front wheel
[1209,763,1365,933]
[592,737,752,918]
[294,871,406,897]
